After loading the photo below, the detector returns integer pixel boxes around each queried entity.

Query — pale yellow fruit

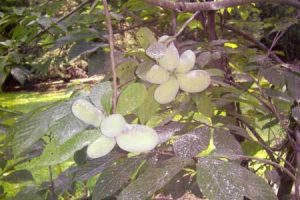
[116,124,158,153]
[86,135,116,158]
[100,114,127,137]
[176,50,196,73]
[158,42,180,71]
[145,42,167,60]
[72,99,104,127]
[158,35,171,43]
[154,76,179,104]
[177,70,211,93]
[146,64,170,84]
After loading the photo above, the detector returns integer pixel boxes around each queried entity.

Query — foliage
[1,0,300,199]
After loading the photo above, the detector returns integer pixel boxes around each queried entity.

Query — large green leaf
[116,83,147,115]
[137,85,159,124]
[89,81,113,113]
[118,157,193,200]
[31,129,101,166]
[173,127,210,158]
[50,113,88,144]
[92,155,147,200]
[197,158,277,200]
[10,101,73,156]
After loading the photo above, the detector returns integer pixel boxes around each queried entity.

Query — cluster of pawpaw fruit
[72,99,158,158]
[142,35,211,104]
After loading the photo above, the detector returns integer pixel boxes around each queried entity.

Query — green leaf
[292,106,300,124]
[118,157,193,200]
[192,93,214,117]
[213,129,243,156]
[116,83,147,115]
[92,155,147,200]
[32,129,101,166]
[10,102,72,156]
[50,113,88,144]
[68,41,106,60]
[136,27,157,49]
[116,59,139,84]
[137,85,160,124]
[1,170,33,183]
[52,28,100,49]
[197,158,277,200]
[173,127,210,158]
[89,81,113,113]
[260,67,285,87]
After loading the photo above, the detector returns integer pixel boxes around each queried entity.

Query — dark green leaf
[213,129,243,156]
[116,83,147,115]
[92,155,147,200]
[118,157,193,200]
[173,127,210,158]
[1,170,33,183]
[292,106,300,124]
[68,41,106,60]
[260,67,285,87]
[74,152,123,181]
[286,71,300,101]
[197,158,277,200]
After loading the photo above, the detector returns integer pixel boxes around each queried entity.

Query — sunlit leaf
[137,85,159,124]
[116,83,147,115]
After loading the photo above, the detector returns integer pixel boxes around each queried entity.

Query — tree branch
[103,0,118,114]
[146,0,300,12]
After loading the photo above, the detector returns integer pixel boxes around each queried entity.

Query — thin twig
[174,11,200,38]
[103,0,118,113]
[48,166,56,200]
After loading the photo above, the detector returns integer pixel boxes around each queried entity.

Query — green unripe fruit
[116,124,158,153]
[72,99,104,127]
[177,70,211,93]
[154,76,179,104]
[158,42,179,71]
[176,50,196,73]
[146,64,170,84]
[100,114,127,137]
[86,135,116,159]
